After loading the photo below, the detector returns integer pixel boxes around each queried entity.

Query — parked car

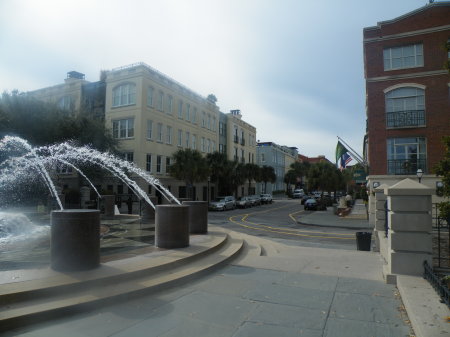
[301,194,311,205]
[236,196,252,208]
[293,189,304,199]
[304,198,318,211]
[260,194,273,204]
[249,195,261,206]
[209,196,236,211]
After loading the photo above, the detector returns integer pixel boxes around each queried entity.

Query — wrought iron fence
[423,260,450,308]
[432,203,450,270]
[386,110,425,128]
[387,158,426,175]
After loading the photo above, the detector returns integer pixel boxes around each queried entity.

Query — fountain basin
[51,209,100,271]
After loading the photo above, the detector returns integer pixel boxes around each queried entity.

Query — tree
[168,149,210,199]
[307,162,340,195]
[0,91,117,151]
[230,162,246,198]
[434,136,450,221]
[260,165,276,193]
[284,170,297,194]
[289,161,310,189]
[243,163,260,195]
[206,152,228,194]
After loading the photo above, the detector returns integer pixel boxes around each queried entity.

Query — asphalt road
[208,199,364,251]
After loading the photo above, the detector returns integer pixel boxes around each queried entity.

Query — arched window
[112,83,136,107]
[385,86,425,128]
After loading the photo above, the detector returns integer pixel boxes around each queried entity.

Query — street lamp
[416,169,423,183]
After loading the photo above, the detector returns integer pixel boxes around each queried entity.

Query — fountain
[0,136,193,271]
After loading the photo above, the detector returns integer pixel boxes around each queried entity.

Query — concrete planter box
[51,209,100,271]
[155,205,189,249]
[182,201,208,234]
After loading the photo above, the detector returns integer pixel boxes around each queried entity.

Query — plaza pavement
[4,203,450,337]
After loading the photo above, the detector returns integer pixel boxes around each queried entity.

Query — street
[208,199,370,250]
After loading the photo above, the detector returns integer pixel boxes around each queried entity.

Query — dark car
[249,195,261,206]
[301,194,311,205]
[304,198,318,211]
[236,196,252,208]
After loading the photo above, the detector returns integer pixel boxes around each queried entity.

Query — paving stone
[335,277,398,297]
[248,301,327,330]
[166,290,258,329]
[232,321,322,337]
[190,274,256,296]
[323,317,411,337]
[329,292,406,325]
[219,265,286,284]
[243,282,334,310]
[280,272,338,292]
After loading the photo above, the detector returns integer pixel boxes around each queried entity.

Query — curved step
[0,229,244,332]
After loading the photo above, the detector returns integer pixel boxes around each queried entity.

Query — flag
[335,141,348,164]
[339,152,353,170]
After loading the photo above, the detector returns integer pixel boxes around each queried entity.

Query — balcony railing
[387,158,426,175]
[386,110,425,128]
[240,138,245,146]
[233,135,239,143]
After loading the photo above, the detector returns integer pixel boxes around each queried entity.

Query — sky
[0,0,431,162]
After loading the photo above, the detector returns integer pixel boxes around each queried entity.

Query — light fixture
[416,169,423,183]
[373,182,380,189]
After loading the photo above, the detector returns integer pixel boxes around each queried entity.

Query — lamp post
[416,169,423,183]
[207,176,211,204]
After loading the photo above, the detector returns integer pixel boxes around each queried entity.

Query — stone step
[0,230,244,332]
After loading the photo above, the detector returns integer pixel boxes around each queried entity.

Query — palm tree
[290,161,310,189]
[284,169,297,194]
[243,163,260,195]
[206,152,228,193]
[230,162,246,198]
[260,165,276,193]
[168,149,210,200]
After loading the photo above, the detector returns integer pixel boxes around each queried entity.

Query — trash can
[356,232,372,251]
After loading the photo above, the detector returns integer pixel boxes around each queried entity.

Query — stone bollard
[51,209,100,271]
[384,178,433,283]
[182,201,208,234]
[102,195,115,217]
[155,205,189,248]
[141,196,157,222]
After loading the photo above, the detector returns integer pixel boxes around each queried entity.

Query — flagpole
[337,136,365,165]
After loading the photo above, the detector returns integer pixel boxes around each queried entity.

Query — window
[219,122,225,135]
[166,126,172,144]
[207,115,211,129]
[201,137,205,152]
[167,96,173,114]
[178,100,183,118]
[202,111,206,127]
[147,87,154,107]
[383,44,423,71]
[186,131,190,148]
[178,129,183,147]
[156,155,162,173]
[192,107,197,123]
[192,134,196,149]
[186,104,190,121]
[57,96,74,112]
[387,137,426,175]
[157,123,163,142]
[113,118,134,139]
[261,153,265,162]
[123,152,134,162]
[447,38,450,59]
[166,157,171,174]
[212,141,216,152]
[56,164,73,174]
[113,83,136,107]
[207,139,211,153]
[385,87,425,128]
[234,147,238,161]
[146,154,152,172]
[241,149,245,162]
[212,117,216,131]
[147,120,153,140]
[219,144,225,154]
[158,91,164,111]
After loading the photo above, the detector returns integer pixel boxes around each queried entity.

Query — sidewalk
[7,235,416,337]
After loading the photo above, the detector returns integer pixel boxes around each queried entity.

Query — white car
[293,189,304,199]
[209,196,236,211]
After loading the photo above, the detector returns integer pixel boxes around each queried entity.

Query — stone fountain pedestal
[51,209,100,271]
[155,205,189,248]
[182,201,208,234]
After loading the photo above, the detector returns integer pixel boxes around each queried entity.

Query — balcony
[387,158,426,175]
[240,138,245,146]
[233,135,239,143]
[386,110,425,128]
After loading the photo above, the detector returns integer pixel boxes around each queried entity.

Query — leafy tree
[260,165,276,193]
[307,161,340,195]
[434,136,450,221]
[243,163,260,195]
[289,161,310,188]
[284,169,297,194]
[168,149,210,199]
[0,91,117,151]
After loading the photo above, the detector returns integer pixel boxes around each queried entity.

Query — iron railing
[423,260,450,308]
[432,203,450,269]
[386,110,425,128]
[387,158,426,175]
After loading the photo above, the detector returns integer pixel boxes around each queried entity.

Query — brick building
[364,2,450,178]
